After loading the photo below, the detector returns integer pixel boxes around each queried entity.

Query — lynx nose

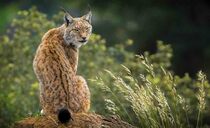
[79,37,87,43]
[82,37,86,40]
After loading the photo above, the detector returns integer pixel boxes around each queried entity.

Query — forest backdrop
[0,0,210,128]
[1,0,210,76]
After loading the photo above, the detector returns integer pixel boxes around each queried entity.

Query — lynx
[33,10,92,122]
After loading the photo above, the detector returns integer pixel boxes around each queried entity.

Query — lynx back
[33,10,92,122]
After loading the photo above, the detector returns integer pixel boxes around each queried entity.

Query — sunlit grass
[93,55,207,128]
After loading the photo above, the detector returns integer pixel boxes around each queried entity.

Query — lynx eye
[73,28,79,32]
[85,27,89,32]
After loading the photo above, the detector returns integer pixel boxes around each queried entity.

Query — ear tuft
[64,13,74,26]
[82,11,92,24]
[60,7,74,26]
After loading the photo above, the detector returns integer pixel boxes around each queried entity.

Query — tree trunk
[13,112,136,128]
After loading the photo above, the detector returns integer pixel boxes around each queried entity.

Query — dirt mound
[14,113,135,128]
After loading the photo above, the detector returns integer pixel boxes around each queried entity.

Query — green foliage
[0,7,209,128]
[93,48,210,127]
[0,7,55,127]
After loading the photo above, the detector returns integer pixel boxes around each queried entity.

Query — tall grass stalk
[94,54,208,128]
[92,75,134,124]
[196,71,206,128]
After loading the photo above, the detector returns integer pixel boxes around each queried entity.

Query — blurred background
[1,0,210,77]
[1,0,210,127]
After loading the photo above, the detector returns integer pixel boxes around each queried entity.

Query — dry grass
[92,55,207,128]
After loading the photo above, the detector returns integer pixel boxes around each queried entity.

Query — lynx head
[63,11,92,48]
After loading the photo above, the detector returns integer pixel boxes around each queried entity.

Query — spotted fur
[33,11,92,116]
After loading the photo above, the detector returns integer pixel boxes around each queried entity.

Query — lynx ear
[82,11,92,24]
[64,13,74,26]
